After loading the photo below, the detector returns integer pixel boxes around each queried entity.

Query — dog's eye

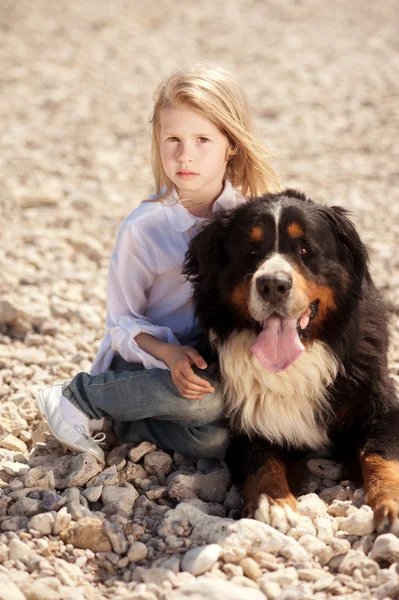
[299,247,310,256]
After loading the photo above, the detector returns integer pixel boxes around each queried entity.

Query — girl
[36,63,280,464]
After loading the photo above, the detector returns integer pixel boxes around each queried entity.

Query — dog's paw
[243,493,299,534]
[373,499,399,536]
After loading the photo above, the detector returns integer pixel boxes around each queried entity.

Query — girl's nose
[177,142,193,163]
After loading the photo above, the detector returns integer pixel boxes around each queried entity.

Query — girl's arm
[135,333,214,399]
[106,220,181,370]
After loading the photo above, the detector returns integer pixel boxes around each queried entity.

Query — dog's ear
[183,213,229,284]
[183,213,231,328]
[322,205,371,286]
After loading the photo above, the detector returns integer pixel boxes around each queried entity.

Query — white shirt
[91,180,246,375]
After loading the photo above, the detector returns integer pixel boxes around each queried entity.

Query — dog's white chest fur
[216,331,339,450]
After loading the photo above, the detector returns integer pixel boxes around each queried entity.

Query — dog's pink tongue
[251,315,305,372]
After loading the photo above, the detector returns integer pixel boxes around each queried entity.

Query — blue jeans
[63,354,231,459]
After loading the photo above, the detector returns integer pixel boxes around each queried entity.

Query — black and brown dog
[183,189,399,533]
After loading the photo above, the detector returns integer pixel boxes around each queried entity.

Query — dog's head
[183,189,370,371]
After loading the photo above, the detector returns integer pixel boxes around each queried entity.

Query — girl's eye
[167,137,179,142]
[198,137,209,143]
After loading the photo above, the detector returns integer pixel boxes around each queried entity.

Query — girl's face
[159,104,231,206]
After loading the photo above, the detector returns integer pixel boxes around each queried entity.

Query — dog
[183,189,399,533]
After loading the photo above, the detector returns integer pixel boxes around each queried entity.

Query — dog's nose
[256,274,292,301]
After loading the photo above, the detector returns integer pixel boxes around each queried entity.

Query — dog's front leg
[226,436,299,532]
[360,411,399,534]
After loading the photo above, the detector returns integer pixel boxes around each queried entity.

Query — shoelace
[74,424,107,446]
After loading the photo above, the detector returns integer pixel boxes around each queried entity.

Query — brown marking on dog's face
[250,226,263,242]
[230,281,251,321]
[288,222,304,239]
[290,268,336,337]
[360,452,399,531]
[241,458,296,512]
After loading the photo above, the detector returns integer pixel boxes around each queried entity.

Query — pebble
[0,434,28,454]
[306,458,344,480]
[181,544,222,575]
[2,462,30,476]
[144,451,173,475]
[27,512,55,535]
[369,533,399,563]
[128,442,157,463]
[339,505,375,536]
[127,541,148,563]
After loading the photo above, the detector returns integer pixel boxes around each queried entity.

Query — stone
[181,544,222,575]
[296,493,329,520]
[306,458,344,480]
[0,433,28,453]
[159,503,307,560]
[28,512,55,535]
[85,465,119,487]
[369,533,399,563]
[40,491,66,511]
[101,482,138,515]
[144,450,173,475]
[224,486,243,511]
[128,442,157,463]
[318,485,348,503]
[24,466,56,488]
[169,576,265,599]
[339,505,375,536]
[240,557,262,581]
[60,517,112,552]
[8,497,41,517]
[30,452,101,488]
[103,520,128,554]
[118,462,148,483]
[2,516,29,532]
[52,507,72,535]
[127,541,148,563]
[82,485,103,503]
[8,538,41,564]
[0,574,26,600]
[2,461,30,476]
[168,469,231,504]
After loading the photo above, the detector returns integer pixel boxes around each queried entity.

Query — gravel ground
[1,1,399,598]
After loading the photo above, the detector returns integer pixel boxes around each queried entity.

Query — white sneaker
[36,384,105,465]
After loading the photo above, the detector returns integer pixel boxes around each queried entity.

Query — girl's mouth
[177,171,198,178]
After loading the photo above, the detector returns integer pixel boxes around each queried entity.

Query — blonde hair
[148,63,280,200]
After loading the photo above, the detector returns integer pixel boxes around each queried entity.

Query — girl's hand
[163,344,215,399]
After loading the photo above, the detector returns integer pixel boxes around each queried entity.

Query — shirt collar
[161,180,246,233]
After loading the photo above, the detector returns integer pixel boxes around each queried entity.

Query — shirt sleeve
[105,220,180,370]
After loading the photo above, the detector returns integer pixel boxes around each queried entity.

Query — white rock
[369,533,399,563]
[28,512,55,535]
[169,576,265,599]
[2,461,30,476]
[0,433,28,453]
[181,544,222,575]
[52,507,72,535]
[0,574,26,600]
[339,505,375,536]
[297,493,328,520]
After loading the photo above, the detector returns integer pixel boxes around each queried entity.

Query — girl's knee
[181,391,225,425]
[188,423,232,460]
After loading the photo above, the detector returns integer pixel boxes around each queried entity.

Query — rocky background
[0,0,398,598]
